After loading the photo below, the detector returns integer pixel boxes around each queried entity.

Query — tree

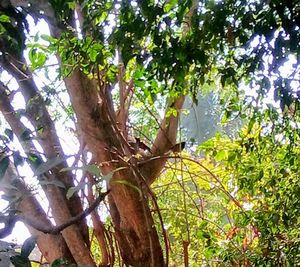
[0,0,299,266]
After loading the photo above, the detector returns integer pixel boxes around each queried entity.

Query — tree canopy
[0,0,299,266]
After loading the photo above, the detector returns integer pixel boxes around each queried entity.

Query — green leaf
[66,186,77,200]
[21,236,37,258]
[0,134,9,143]
[0,156,9,179]
[20,129,32,141]
[4,128,14,141]
[107,64,118,82]
[88,43,102,62]
[67,2,76,9]
[34,156,65,176]
[66,182,85,199]
[40,34,57,43]
[102,167,127,182]
[112,180,142,196]
[29,48,47,70]
[215,150,227,161]
[247,117,255,133]
[13,151,24,167]
[61,164,101,177]
[26,153,43,169]
[10,255,31,267]
[89,48,98,62]
[0,14,10,23]
[164,0,177,12]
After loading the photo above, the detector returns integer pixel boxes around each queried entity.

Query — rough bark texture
[0,163,74,263]
[63,67,167,266]
[87,177,110,266]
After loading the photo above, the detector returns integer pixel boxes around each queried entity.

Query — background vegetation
[0,0,299,266]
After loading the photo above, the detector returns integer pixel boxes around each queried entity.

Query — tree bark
[0,162,74,263]
[87,176,110,266]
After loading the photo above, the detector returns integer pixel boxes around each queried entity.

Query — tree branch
[0,53,92,245]
[0,190,109,236]
[141,96,185,184]
[140,0,199,184]
[117,52,127,135]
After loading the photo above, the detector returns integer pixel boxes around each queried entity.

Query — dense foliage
[0,0,299,266]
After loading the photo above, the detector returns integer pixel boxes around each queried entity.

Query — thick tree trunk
[108,170,165,267]
[63,70,165,266]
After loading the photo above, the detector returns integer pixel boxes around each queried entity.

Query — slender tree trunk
[0,61,96,266]
[87,178,110,266]
[0,163,74,263]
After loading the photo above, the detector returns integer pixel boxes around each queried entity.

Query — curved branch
[5,191,110,235]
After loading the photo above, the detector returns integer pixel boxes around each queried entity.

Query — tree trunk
[0,162,74,263]
[0,61,96,266]
[63,69,166,266]
[109,171,165,266]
